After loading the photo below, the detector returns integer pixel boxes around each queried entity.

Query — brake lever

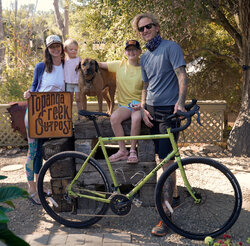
[195,107,202,126]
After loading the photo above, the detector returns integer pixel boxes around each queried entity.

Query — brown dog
[76,58,116,115]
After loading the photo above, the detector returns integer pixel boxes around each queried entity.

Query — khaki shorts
[66,83,80,92]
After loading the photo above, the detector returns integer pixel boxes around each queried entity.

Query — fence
[0,100,226,147]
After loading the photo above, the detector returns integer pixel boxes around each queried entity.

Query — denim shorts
[119,100,140,112]
[118,104,133,112]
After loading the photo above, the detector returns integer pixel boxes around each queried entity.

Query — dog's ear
[75,62,81,72]
[95,60,99,72]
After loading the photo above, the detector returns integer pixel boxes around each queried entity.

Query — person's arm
[140,82,153,128]
[141,82,148,109]
[174,65,188,113]
[98,62,108,70]
[24,63,41,99]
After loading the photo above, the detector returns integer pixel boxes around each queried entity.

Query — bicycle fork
[168,128,201,204]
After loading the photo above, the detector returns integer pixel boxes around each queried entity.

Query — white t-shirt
[39,64,65,92]
[64,57,80,84]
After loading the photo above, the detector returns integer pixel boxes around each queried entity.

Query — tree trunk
[53,0,69,42]
[0,0,5,73]
[227,0,250,156]
[64,3,69,38]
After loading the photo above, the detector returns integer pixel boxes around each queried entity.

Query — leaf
[0,176,7,180]
[0,187,29,203]
[3,201,15,209]
[0,206,13,214]
[0,210,9,224]
[0,223,8,230]
[0,224,30,246]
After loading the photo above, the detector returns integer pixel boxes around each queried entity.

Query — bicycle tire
[37,151,111,228]
[155,157,242,240]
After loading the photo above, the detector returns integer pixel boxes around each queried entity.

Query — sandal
[28,192,41,205]
[109,150,129,162]
[127,150,138,164]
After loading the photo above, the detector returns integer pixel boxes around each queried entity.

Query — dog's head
[76,58,99,89]
[76,58,99,76]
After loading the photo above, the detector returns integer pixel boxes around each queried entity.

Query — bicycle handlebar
[184,99,197,111]
[165,99,200,133]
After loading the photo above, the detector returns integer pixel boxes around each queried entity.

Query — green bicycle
[37,100,242,240]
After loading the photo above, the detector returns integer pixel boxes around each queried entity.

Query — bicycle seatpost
[78,110,109,137]
[88,115,101,137]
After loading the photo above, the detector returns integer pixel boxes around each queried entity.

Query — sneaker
[172,196,180,208]
[151,220,168,237]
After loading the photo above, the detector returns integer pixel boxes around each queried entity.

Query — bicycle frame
[67,127,200,204]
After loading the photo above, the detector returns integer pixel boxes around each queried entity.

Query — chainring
[110,194,132,216]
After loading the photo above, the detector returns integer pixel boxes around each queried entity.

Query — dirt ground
[0,145,249,245]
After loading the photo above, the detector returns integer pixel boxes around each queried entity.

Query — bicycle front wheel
[155,157,242,240]
[37,151,111,228]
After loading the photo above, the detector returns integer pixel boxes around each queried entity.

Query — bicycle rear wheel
[155,157,242,240]
[37,151,111,228]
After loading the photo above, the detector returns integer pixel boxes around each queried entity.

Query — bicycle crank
[110,194,132,215]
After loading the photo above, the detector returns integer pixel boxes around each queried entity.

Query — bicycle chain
[68,186,133,217]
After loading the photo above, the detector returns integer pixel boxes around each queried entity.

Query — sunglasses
[138,23,156,32]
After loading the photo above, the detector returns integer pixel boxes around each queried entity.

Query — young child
[99,40,143,164]
[64,39,81,111]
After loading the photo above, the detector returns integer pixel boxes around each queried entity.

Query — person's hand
[24,90,31,99]
[141,108,153,128]
[174,102,186,119]
[131,103,141,111]
[174,103,185,114]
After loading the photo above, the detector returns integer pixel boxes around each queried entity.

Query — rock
[200,144,223,154]
[6,148,21,155]
[0,148,5,155]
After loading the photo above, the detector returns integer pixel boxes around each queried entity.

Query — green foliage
[69,0,241,113]
[0,0,243,115]
[0,66,34,103]
[187,56,241,112]
[0,176,29,246]
[0,6,59,104]
[0,224,29,246]
[70,0,143,61]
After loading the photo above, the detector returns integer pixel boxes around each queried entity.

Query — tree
[0,4,53,103]
[198,0,249,156]
[53,0,69,41]
[0,0,5,73]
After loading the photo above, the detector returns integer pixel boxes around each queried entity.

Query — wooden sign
[28,92,73,138]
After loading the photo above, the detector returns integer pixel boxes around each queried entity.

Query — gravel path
[0,145,249,245]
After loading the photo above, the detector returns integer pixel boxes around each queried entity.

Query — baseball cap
[125,40,141,50]
[46,35,62,47]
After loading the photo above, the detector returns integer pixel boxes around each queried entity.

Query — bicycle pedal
[132,198,142,207]
[49,197,59,207]
[63,194,73,203]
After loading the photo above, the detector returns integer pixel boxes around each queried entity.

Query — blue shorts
[118,104,133,112]
[146,104,180,160]
[66,83,80,92]
[119,100,140,112]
